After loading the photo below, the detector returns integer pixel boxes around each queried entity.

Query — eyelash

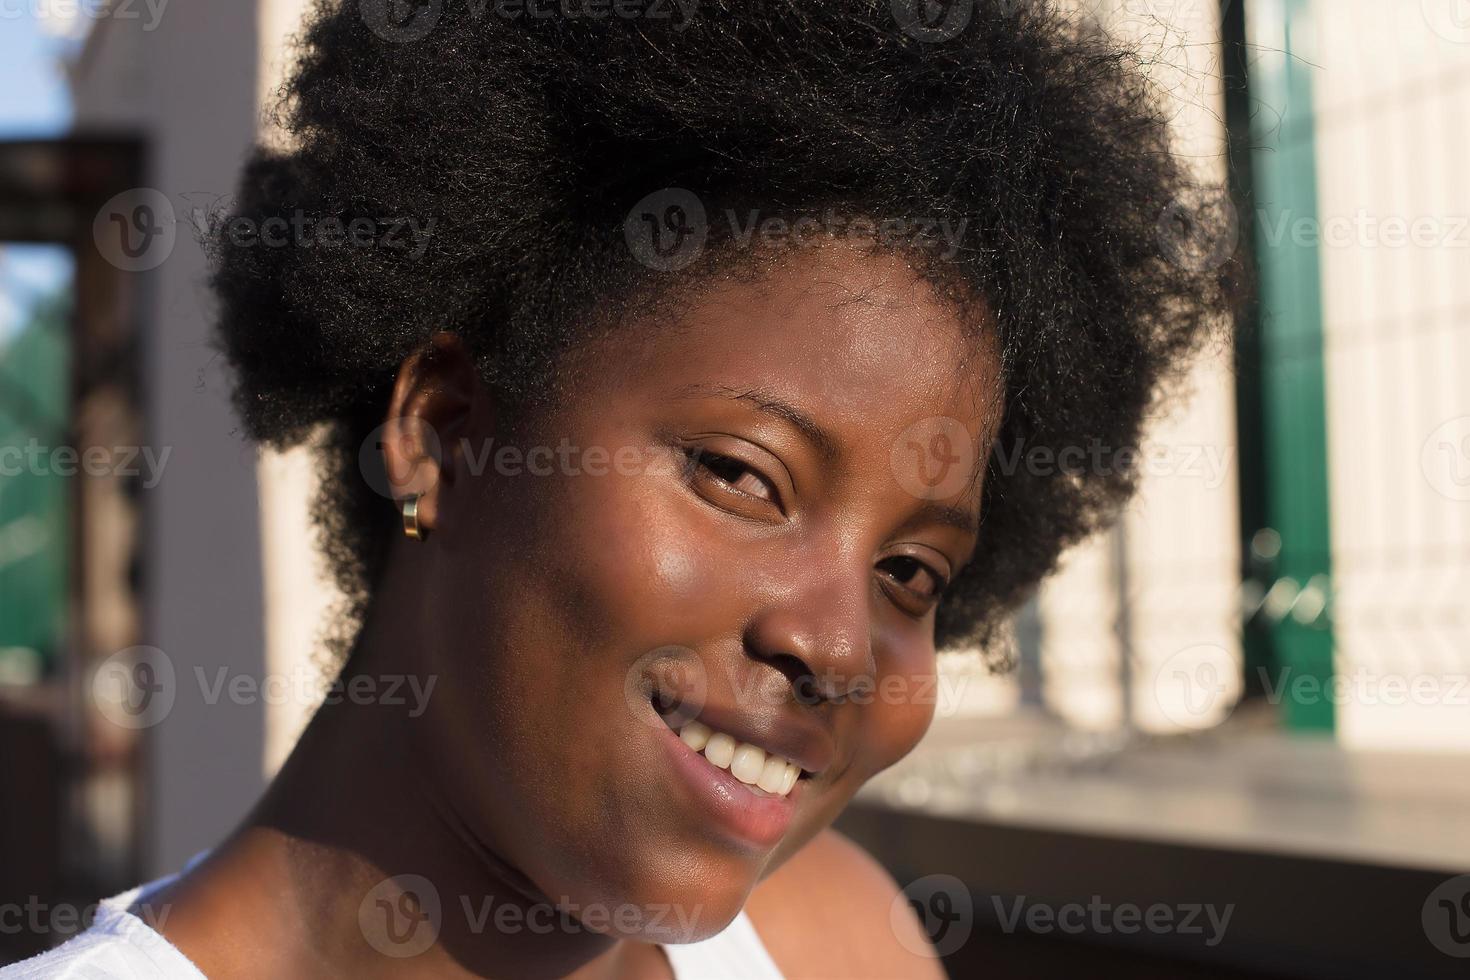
[681,447,781,507]
[680,446,952,614]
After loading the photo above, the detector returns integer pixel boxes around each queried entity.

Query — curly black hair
[209,0,1234,665]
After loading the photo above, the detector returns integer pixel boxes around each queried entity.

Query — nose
[742,558,876,703]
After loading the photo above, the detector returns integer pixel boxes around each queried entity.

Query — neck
[154,585,663,979]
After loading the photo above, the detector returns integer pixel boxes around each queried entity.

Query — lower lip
[654,716,799,850]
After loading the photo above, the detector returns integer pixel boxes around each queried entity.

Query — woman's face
[400,245,1001,942]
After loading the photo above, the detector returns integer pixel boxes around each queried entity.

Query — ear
[380,331,479,535]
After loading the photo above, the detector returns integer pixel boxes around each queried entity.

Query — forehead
[608,245,1003,448]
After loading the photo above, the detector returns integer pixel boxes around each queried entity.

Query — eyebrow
[906,500,981,539]
[666,382,843,466]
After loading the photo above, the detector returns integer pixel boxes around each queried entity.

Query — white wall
[72,1,276,875]
[1037,0,1243,736]
[1307,0,1470,751]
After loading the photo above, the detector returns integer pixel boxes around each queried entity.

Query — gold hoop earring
[401,494,426,541]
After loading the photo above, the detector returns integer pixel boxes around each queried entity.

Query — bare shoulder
[744,828,947,979]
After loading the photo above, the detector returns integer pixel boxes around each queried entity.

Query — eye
[876,555,950,616]
[682,446,781,508]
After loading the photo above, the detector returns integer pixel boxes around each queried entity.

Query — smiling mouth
[651,693,810,800]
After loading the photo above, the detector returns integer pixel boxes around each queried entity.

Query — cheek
[546,461,729,651]
[849,636,939,780]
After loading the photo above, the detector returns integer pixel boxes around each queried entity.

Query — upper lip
[655,691,837,778]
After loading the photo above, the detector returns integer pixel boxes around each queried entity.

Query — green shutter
[1245,0,1335,731]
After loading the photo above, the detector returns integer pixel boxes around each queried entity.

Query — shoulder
[745,828,946,979]
[0,904,203,980]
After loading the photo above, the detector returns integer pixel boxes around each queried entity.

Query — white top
[1,865,785,980]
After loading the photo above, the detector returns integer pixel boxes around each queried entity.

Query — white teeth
[731,744,766,784]
[677,722,802,797]
[703,732,736,769]
[680,720,712,752]
[758,755,788,793]
[778,762,799,795]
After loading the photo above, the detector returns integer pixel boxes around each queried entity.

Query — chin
[531,849,754,944]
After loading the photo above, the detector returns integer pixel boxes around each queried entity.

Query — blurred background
[0,0,1467,976]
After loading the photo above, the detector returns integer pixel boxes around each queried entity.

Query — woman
[10,0,1230,976]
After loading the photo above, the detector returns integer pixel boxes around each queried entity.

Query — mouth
[649,692,814,849]
[652,691,813,799]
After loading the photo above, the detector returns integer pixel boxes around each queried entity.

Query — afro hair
[209,0,1236,664]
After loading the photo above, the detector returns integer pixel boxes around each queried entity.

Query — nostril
[792,671,827,706]
[768,652,811,688]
